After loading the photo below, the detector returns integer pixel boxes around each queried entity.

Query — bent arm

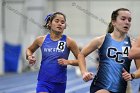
[78,37,100,75]
[66,37,80,66]
[133,59,140,79]
[129,37,140,59]
[26,36,42,60]
[78,37,101,81]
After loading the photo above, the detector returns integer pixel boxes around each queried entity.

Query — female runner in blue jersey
[78,8,140,93]
[26,12,79,93]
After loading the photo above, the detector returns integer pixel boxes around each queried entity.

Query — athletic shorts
[36,81,66,93]
[90,84,103,93]
[90,81,123,93]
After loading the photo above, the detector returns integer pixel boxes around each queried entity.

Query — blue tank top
[94,33,132,92]
[38,34,70,83]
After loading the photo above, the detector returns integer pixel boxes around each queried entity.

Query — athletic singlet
[94,33,132,92]
[38,34,70,83]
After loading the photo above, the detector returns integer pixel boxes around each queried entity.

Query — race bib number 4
[122,46,130,57]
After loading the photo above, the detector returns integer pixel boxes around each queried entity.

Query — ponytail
[43,14,52,30]
[107,22,114,33]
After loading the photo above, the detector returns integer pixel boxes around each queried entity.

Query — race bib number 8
[57,41,66,51]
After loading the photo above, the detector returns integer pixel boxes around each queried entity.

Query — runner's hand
[28,55,36,66]
[82,72,94,82]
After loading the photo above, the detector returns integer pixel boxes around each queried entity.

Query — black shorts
[90,80,123,93]
[90,82,103,93]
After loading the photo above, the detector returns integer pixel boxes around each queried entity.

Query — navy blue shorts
[90,84,103,93]
[36,81,66,93]
[90,81,123,93]
[90,85,121,93]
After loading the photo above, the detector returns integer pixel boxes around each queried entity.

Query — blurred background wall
[0,0,4,75]
[0,0,140,75]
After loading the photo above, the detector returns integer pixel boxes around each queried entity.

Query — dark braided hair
[44,12,66,30]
